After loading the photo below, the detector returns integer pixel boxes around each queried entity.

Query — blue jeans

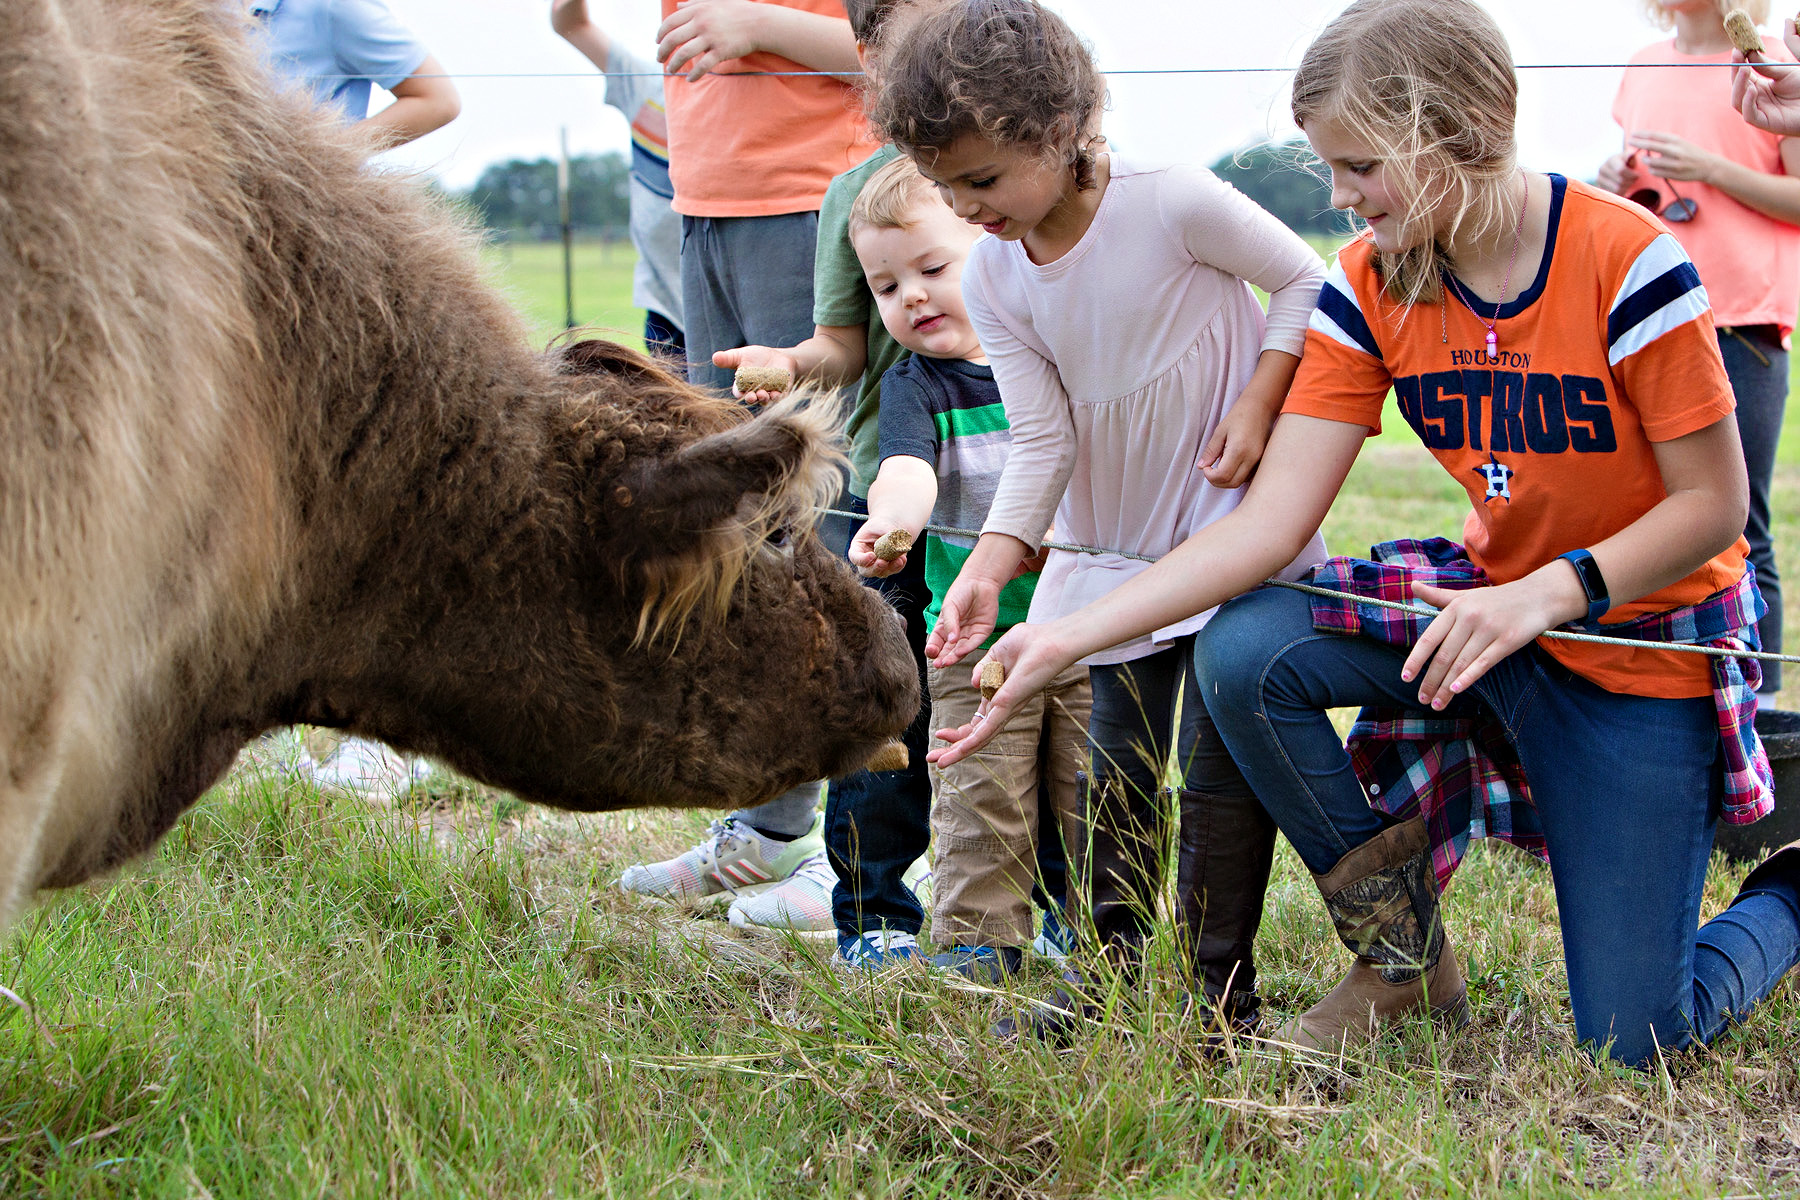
[825,493,933,940]
[1195,586,1800,1067]
[1087,636,1254,802]
[1718,325,1787,692]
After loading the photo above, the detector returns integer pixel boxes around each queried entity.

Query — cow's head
[335,340,919,814]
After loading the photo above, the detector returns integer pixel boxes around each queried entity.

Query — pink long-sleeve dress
[963,154,1330,665]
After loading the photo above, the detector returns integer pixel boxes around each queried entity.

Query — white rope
[819,508,1800,667]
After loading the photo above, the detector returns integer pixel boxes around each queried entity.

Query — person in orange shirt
[614,1,880,901]
[923,0,1800,1068]
[1600,0,1800,696]
[654,0,878,394]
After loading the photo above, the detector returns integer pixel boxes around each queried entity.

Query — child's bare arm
[360,55,460,149]
[849,456,937,578]
[549,0,611,70]
[1199,348,1300,489]
[712,324,867,402]
[657,0,859,80]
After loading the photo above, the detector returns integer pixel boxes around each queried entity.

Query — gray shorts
[680,211,820,396]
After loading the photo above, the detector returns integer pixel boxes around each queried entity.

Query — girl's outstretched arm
[1405,413,1749,708]
[929,413,1366,766]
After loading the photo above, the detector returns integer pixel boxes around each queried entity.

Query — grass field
[480,238,646,352]
[3,245,1798,1198]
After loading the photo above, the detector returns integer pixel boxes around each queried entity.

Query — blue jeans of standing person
[825,492,933,941]
[1088,635,1255,800]
[1194,586,1800,1068]
[1719,324,1787,694]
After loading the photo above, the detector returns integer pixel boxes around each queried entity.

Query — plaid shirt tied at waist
[1307,537,1773,890]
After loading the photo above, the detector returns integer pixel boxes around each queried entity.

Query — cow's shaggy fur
[0,0,918,927]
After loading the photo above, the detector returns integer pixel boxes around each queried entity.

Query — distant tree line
[459,140,1348,242]
[1208,138,1354,239]
[463,151,631,239]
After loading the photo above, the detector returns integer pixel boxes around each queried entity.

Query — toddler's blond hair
[849,155,939,236]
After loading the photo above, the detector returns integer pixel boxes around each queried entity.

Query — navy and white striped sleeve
[1606,233,1710,366]
[1309,258,1383,361]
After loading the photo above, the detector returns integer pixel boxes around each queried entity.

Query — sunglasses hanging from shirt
[1624,150,1699,223]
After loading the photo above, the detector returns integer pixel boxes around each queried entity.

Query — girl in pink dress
[866,0,1326,1038]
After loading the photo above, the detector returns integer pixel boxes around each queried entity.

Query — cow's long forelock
[631,389,847,647]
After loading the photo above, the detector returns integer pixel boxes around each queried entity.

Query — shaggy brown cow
[0,0,918,928]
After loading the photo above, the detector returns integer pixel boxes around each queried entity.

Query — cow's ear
[607,392,844,640]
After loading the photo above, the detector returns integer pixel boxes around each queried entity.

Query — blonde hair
[1292,0,1519,306]
[849,155,938,235]
[1638,0,1769,30]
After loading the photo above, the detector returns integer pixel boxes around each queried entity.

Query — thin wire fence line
[818,507,1800,667]
[318,60,1800,81]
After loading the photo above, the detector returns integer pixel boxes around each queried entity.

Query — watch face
[1574,554,1606,603]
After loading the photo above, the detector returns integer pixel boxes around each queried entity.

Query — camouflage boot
[1273,818,1470,1052]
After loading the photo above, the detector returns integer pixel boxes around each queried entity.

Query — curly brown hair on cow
[0,0,918,929]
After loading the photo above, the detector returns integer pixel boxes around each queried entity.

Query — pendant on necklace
[1484,328,1498,357]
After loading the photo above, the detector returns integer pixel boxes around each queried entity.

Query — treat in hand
[864,740,909,772]
[733,365,793,396]
[1726,8,1764,55]
[872,529,913,562]
[979,659,1005,701]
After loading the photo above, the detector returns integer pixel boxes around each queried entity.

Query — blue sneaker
[1032,905,1075,961]
[927,945,1024,984]
[834,930,921,971]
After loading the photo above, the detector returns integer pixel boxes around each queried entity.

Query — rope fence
[325,60,1800,80]
[819,508,1800,667]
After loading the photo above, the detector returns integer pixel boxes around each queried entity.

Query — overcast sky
[371,1,1701,192]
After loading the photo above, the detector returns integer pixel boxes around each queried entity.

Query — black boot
[997,770,1165,1043]
[1173,787,1277,1038]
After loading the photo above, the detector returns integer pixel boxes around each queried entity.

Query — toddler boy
[847,158,1090,982]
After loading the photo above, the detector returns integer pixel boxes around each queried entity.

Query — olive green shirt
[813,142,906,497]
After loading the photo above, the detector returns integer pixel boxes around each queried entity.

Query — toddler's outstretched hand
[849,518,910,578]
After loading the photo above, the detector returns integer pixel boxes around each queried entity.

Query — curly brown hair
[844,0,901,48]
[866,0,1107,191]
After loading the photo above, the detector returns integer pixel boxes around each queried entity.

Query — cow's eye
[768,525,792,551]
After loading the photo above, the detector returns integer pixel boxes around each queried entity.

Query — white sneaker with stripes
[617,816,821,900]
[726,849,837,933]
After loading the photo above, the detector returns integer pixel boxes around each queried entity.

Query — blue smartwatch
[1558,548,1610,623]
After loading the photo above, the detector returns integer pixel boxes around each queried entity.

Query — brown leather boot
[1173,787,1277,1036]
[1739,838,1800,896]
[1273,818,1471,1052]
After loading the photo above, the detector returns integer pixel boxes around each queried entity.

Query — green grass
[480,237,645,351]
[3,247,1799,1198]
